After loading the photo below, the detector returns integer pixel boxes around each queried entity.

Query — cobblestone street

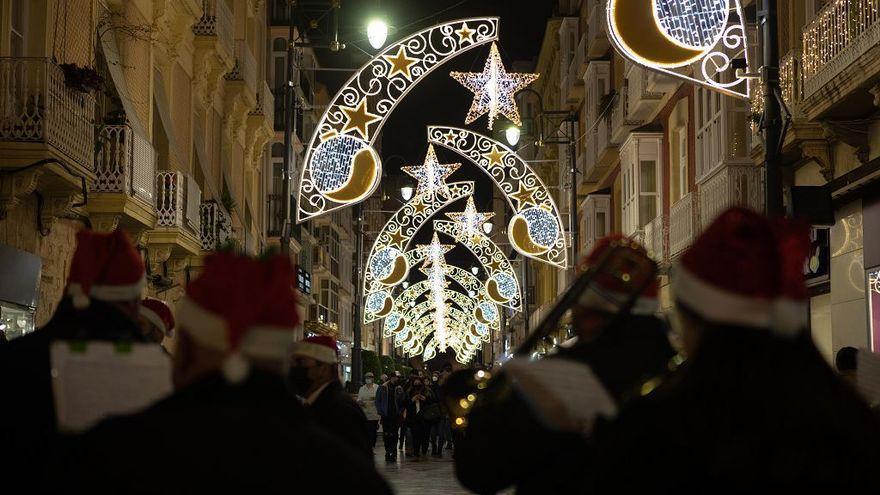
[376,450,471,495]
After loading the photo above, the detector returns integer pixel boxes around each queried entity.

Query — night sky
[306,0,554,261]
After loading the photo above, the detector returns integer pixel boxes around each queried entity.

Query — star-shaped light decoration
[446,196,494,244]
[382,45,419,80]
[482,145,507,169]
[340,99,381,140]
[416,232,453,269]
[401,145,461,199]
[450,42,538,130]
[455,22,476,44]
[510,182,539,209]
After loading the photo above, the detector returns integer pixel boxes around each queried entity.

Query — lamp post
[280,0,298,257]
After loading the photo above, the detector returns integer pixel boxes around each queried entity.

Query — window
[639,160,658,227]
[620,134,662,235]
[10,0,25,57]
[677,128,688,200]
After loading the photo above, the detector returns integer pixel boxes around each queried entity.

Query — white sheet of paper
[504,357,617,436]
[50,341,173,433]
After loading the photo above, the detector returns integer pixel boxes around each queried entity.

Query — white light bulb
[400,186,414,201]
[367,19,388,50]
[482,221,494,234]
[505,126,521,146]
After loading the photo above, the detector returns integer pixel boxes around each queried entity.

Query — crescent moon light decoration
[296,18,499,222]
[428,126,567,268]
[434,220,522,311]
[606,0,752,99]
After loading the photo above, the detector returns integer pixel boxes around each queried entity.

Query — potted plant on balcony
[59,63,105,94]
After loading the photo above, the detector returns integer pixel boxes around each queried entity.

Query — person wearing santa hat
[139,297,175,345]
[62,251,391,493]
[288,335,372,461]
[455,234,675,494]
[588,207,880,492]
[0,229,150,490]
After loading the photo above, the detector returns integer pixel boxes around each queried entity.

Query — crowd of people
[2,206,880,494]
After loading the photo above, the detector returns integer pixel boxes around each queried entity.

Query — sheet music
[504,357,617,436]
[856,348,880,407]
[50,341,173,433]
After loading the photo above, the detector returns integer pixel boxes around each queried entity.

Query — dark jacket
[586,329,880,493]
[309,379,372,460]
[375,382,405,418]
[454,315,675,495]
[404,386,437,426]
[61,371,391,494]
[0,298,147,491]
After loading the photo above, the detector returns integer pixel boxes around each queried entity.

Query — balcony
[586,3,609,57]
[199,199,232,251]
[595,110,617,167]
[0,58,95,215]
[643,215,665,264]
[225,40,258,97]
[625,64,664,121]
[223,40,258,135]
[563,36,588,103]
[780,50,803,116]
[145,170,202,258]
[668,191,699,259]
[801,0,880,112]
[192,0,234,105]
[89,124,157,232]
[571,32,590,79]
[611,87,643,144]
[245,81,275,168]
[697,163,763,230]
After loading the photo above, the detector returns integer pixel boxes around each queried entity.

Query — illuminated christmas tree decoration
[429,126,567,268]
[434,219,521,311]
[606,0,751,99]
[450,42,538,130]
[446,197,495,244]
[297,18,499,222]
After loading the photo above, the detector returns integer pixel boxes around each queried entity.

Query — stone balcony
[625,63,664,121]
[193,0,235,106]
[223,40,259,140]
[0,57,95,223]
[245,81,275,168]
[586,3,609,57]
[800,0,880,119]
[144,170,202,269]
[611,86,643,144]
[89,124,157,233]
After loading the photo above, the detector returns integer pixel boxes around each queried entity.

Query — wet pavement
[375,448,472,495]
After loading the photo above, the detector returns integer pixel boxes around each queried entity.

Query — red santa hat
[140,298,175,337]
[175,252,301,383]
[576,233,659,315]
[672,207,810,335]
[67,229,146,309]
[290,335,339,364]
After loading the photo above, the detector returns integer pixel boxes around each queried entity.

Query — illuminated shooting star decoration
[297,18,499,222]
[450,42,538,130]
[363,146,474,323]
[428,126,567,268]
[606,0,752,99]
[434,220,521,311]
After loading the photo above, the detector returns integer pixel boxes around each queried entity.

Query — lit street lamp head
[505,125,521,146]
[367,19,389,49]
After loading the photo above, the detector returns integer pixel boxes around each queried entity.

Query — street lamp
[400,185,414,201]
[367,19,388,49]
[471,266,479,275]
[505,125,521,146]
[402,281,409,289]
[482,221,494,235]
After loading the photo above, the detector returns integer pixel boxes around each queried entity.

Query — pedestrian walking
[376,371,405,461]
[60,252,391,494]
[357,371,380,451]
[454,233,674,494]
[0,229,151,491]
[405,376,436,459]
[288,335,371,460]
[589,207,880,492]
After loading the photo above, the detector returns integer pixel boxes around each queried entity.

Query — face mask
[286,366,312,395]
[366,378,374,384]
[432,376,438,382]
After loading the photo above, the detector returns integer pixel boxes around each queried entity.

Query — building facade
[0,0,272,337]
[517,0,880,364]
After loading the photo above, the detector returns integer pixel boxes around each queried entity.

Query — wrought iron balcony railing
[94,124,155,204]
[192,0,234,57]
[155,170,201,234]
[225,40,258,96]
[199,199,231,251]
[0,57,95,170]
